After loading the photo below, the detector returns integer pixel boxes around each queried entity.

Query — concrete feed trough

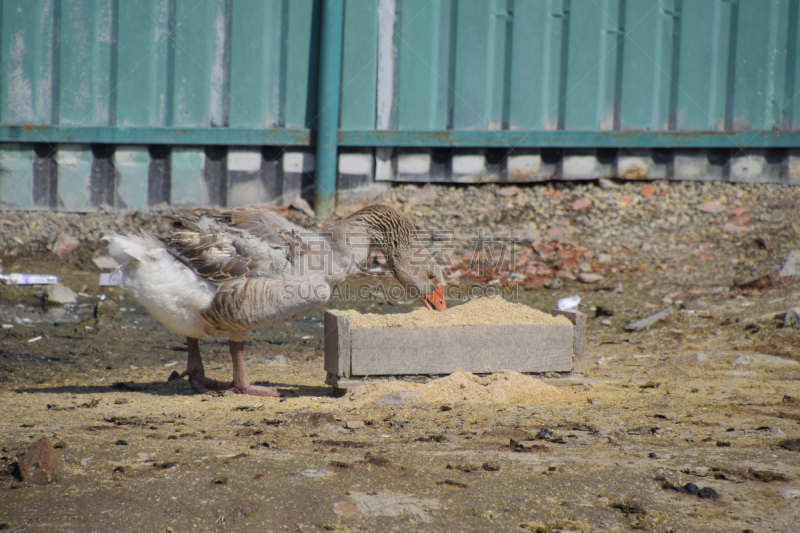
[324,307,586,389]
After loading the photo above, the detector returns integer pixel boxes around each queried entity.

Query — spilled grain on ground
[344,369,571,407]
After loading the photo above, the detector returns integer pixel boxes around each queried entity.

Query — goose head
[391,248,447,311]
[344,205,447,311]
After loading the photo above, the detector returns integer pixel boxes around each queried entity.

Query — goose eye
[428,273,435,280]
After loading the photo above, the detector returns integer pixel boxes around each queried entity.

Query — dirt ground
[1,180,800,532]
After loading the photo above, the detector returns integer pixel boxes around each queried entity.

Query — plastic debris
[557,295,580,311]
[99,271,123,287]
[0,271,58,285]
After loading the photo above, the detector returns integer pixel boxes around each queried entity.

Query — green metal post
[315,0,344,218]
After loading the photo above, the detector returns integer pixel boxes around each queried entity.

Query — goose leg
[228,340,282,397]
[186,337,228,394]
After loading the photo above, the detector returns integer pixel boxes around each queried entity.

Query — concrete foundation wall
[1,145,798,211]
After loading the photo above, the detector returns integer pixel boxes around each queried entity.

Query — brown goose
[104,205,446,396]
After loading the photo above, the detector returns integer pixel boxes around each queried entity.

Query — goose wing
[163,207,308,283]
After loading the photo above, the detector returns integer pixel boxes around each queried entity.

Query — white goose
[104,205,446,396]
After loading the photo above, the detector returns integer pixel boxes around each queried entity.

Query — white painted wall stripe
[228,150,262,172]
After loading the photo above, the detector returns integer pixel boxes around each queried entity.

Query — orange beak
[420,285,446,311]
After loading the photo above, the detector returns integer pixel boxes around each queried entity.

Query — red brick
[333,501,360,517]
[570,199,591,211]
[17,437,63,484]
[52,233,81,259]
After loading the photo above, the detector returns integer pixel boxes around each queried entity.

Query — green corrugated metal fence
[1,0,800,212]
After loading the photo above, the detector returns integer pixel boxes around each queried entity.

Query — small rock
[52,233,81,259]
[598,253,613,263]
[781,489,800,500]
[722,222,751,234]
[92,256,119,270]
[784,308,800,328]
[577,273,603,283]
[695,200,726,214]
[94,299,120,319]
[570,199,591,211]
[640,183,655,199]
[779,251,800,277]
[694,485,719,499]
[17,437,63,484]
[345,420,365,430]
[660,479,719,499]
[482,462,500,472]
[624,307,674,331]
[45,283,78,305]
[495,186,521,197]
[333,501,360,517]
[598,178,619,189]
[374,390,420,405]
[682,483,700,496]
